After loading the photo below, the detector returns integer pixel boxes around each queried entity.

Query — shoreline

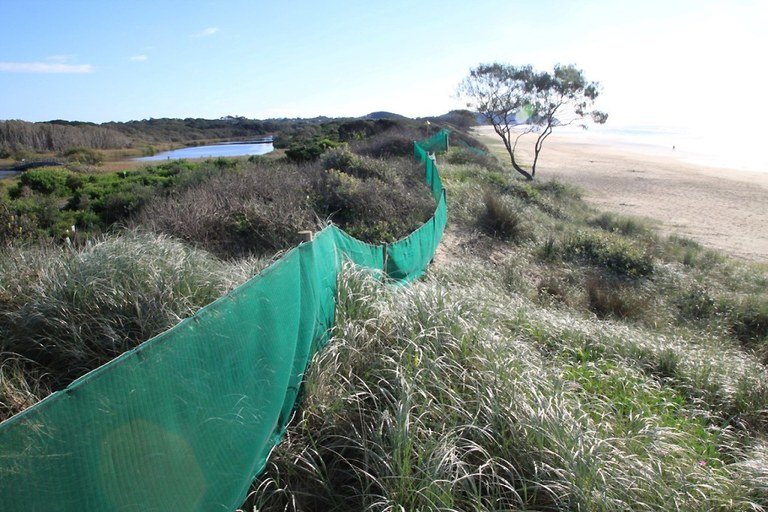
[472,126,768,263]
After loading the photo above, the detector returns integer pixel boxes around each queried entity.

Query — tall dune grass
[0,231,266,413]
[245,264,767,510]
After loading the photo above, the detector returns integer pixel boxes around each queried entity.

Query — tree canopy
[458,63,607,180]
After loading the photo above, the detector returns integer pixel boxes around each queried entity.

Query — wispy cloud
[129,55,148,62]
[193,27,220,38]
[45,55,76,64]
[0,62,94,73]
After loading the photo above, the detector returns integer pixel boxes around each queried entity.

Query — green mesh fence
[415,128,449,154]
[457,138,488,155]
[0,129,450,511]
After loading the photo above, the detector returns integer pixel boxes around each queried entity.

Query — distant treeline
[0,117,336,158]
[0,120,131,156]
[0,110,479,159]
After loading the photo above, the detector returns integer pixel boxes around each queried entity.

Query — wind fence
[0,130,450,511]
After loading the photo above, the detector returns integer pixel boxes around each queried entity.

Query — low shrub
[0,201,36,244]
[674,284,717,321]
[563,230,654,278]
[62,147,103,165]
[135,163,317,258]
[315,161,434,243]
[321,146,394,181]
[12,168,72,197]
[351,125,424,158]
[445,147,503,172]
[537,275,568,302]
[285,137,339,162]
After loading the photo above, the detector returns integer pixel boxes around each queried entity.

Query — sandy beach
[472,126,768,263]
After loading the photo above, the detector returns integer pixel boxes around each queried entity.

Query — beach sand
[472,126,768,263]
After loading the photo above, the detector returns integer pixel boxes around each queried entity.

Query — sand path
[472,126,768,263]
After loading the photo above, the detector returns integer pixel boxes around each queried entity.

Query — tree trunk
[531,125,553,179]
[510,152,533,180]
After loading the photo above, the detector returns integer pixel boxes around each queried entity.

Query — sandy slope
[472,126,768,263]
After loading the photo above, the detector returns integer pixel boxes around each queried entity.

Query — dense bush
[12,168,72,197]
[314,152,435,242]
[321,146,393,181]
[285,137,339,162]
[0,202,36,244]
[0,160,223,242]
[351,125,424,158]
[135,163,317,258]
[62,147,104,165]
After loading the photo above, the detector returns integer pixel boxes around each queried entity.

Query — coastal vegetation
[458,63,607,180]
[1,119,767,510]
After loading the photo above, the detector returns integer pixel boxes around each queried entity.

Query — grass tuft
[479,189,526,241]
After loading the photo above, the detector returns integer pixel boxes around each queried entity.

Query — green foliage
[563,359,721,462]
[315,157,434,243]
[563,230,654,278]
[14,168,72,196]
[664,234,718,268]
[3,125,768,510]
[285,137,339,162]
[0,201,36,244]
[62,147,104,165]
[321,145,392,181]
[245,265,763,511]
[0,160,224,242]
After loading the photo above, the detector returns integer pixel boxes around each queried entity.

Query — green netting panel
[0,233,346,510]
[0,135,448,511]
[414,141,428,162]
[416,129,450,154]
[329,225,385,272]
[424,157,443,200]
[386,192,447,282]
[457,138,488,155]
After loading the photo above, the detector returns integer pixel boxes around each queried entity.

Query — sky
[2,0,767,132]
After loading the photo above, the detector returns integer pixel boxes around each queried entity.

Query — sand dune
[472,126,768,263]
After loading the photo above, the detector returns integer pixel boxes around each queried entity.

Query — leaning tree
[458,63,607,180]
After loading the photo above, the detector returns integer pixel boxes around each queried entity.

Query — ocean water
[557,124,768,174]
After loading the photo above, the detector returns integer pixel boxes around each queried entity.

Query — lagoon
[134,139,274,161]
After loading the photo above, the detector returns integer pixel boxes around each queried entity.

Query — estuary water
[134,139,274,161]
